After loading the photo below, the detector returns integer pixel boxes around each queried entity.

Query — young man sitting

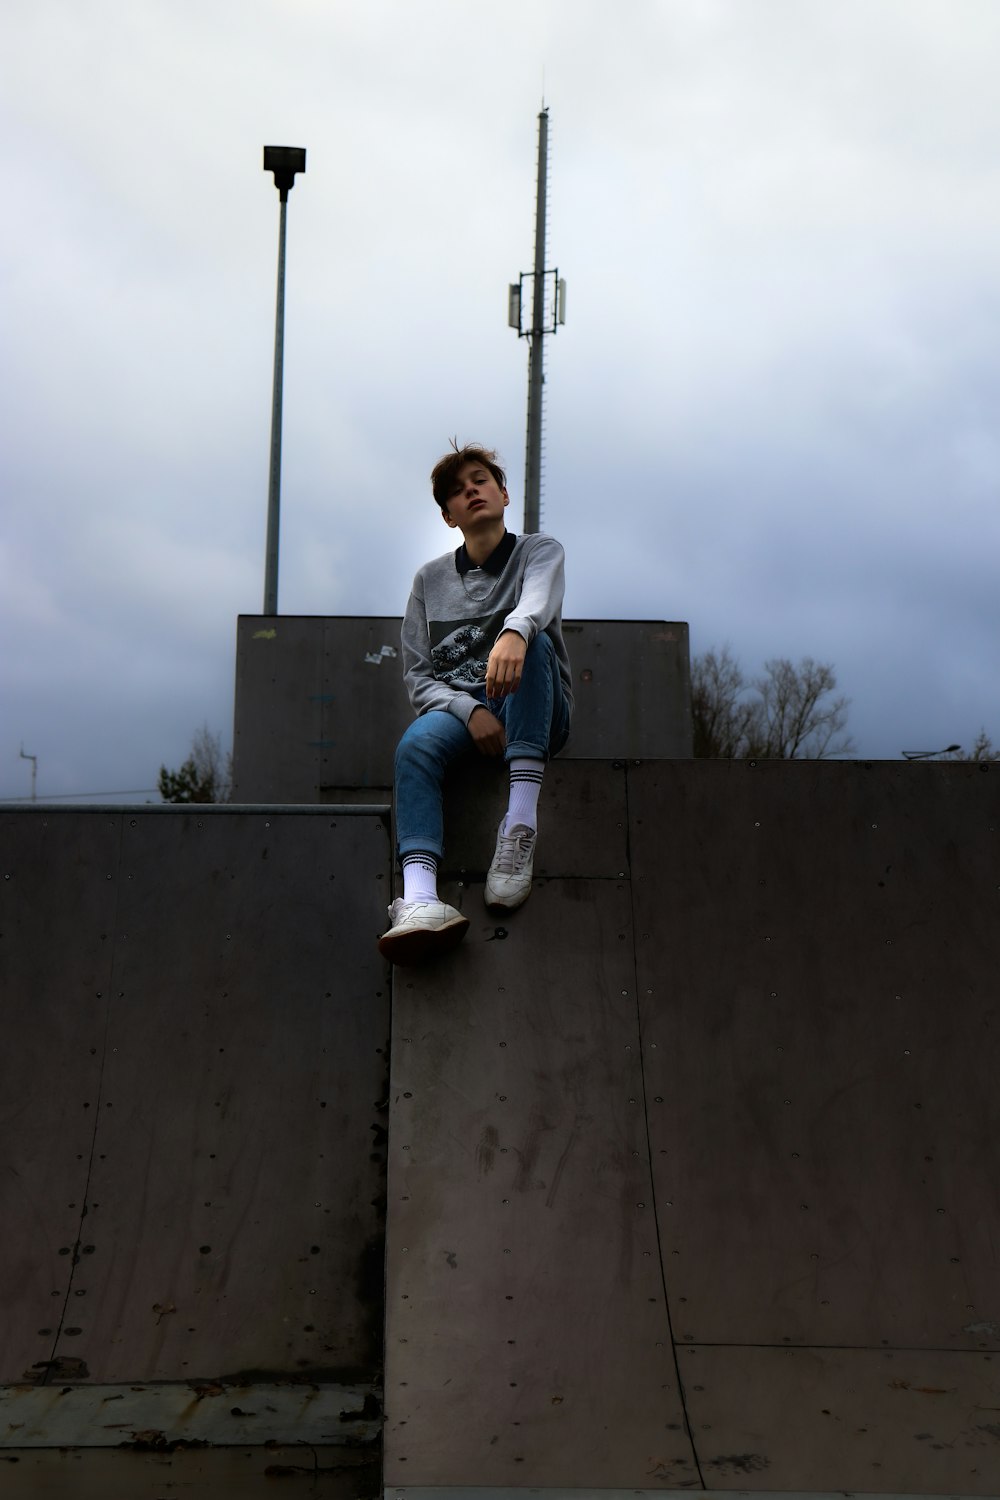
[378,443,572,965]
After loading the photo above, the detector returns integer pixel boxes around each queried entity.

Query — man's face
[441,460,509,531]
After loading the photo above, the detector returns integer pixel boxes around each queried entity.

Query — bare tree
[692,646,855,759]
[158,724,233,803]
[692,647,760,758]
[946,730,1000,762]
[753,656,855,759]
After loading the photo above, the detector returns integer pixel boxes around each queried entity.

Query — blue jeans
[395,632,569,860]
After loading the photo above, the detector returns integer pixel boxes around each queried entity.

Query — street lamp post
[901,744,960,760]
[262,145,306,616]
[19,744,37,801]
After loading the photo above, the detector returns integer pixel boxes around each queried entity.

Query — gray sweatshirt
[400,531,573,727]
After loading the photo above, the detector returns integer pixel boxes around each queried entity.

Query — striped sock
[505,758,544,833]
[401,852,439,904]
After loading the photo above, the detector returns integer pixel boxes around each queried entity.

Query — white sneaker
[378,898,469,966]
[485,823,536,911]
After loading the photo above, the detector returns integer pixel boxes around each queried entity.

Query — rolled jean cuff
[504,736,549,761]
[397,832,446,861]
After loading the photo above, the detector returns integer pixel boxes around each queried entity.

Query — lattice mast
[509,108,566,533]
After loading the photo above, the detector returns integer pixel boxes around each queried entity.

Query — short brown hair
[430,442,506,510]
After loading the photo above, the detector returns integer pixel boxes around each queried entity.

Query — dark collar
[455,529,517,577]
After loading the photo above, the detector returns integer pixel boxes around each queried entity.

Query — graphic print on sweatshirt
[429,609,508,689]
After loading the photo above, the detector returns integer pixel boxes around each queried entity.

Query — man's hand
[468,706,507,757]
[486,630,527,699]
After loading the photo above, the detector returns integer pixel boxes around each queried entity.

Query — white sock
[505,758,544,833]
[401,852,439,904]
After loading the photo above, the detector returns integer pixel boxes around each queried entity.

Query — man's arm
[501,535,565,648]
[403,589,507,753]
[484,536,565,698]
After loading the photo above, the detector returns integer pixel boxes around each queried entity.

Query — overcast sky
[3,0,1000,800]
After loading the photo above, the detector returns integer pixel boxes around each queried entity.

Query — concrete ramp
[385,761,1000,1495]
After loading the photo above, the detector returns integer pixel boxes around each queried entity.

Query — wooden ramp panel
[386,760,1000,1496]
[631,760,1000,1494]
[1,813,122,1385]
[385,762,699,1490]
[1,807,389,1490]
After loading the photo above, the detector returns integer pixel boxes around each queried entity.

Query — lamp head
[264,146,306,202]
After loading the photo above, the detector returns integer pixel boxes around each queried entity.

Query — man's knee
[395,710,467,775]
[525,632,556,665]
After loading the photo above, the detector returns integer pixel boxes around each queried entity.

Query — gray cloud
[3,0,1000,800]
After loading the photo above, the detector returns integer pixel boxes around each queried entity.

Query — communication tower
[508,109,566,533]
